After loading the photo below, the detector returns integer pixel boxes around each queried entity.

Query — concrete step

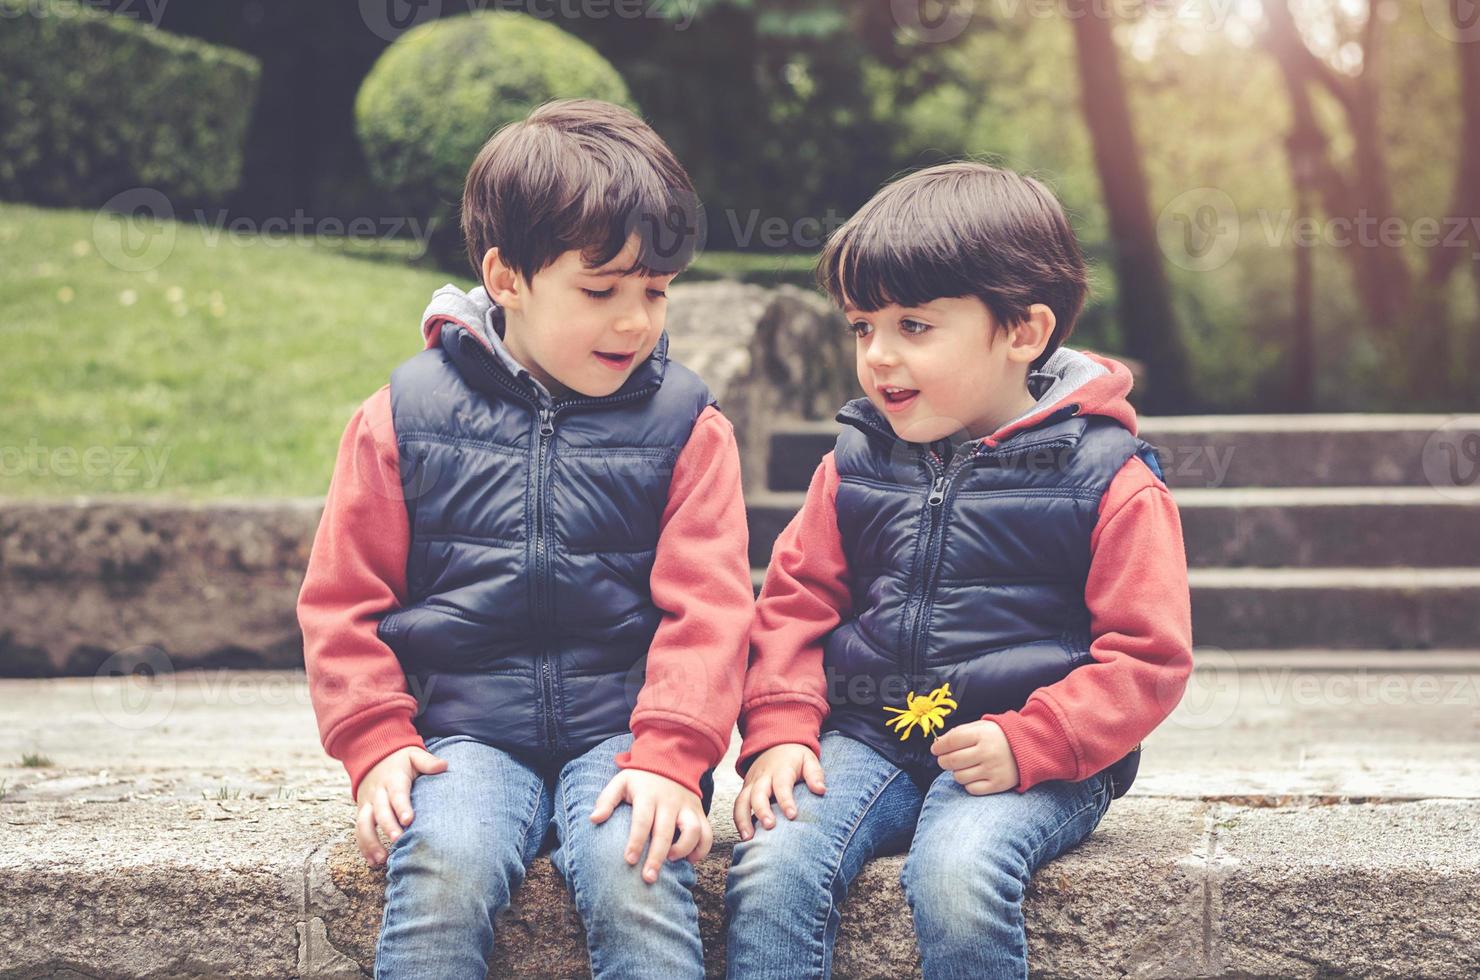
[749,565,1480,651]
[747,487,1480,569]
[2,669,1478,977]
[766,414,1480,492]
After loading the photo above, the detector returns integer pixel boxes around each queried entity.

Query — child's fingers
[802,756,827,795]
[624,796,655,866]
[668,809,702,862]
[372,785,406,843]
[355,802,385,866]
[751,776,777,831]
[691,816,714,864]
[589,773,626,824]
[949,762,990,786]
[934,745,980,772]
[389,785,414,827]
[774,766,800,820]
[642,806,677,884]
[733,785,756,840]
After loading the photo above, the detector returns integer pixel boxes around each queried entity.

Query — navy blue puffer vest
[822,395,1162,798]
[376,315,718,793]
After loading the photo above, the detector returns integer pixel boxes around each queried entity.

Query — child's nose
[865,338,899,368]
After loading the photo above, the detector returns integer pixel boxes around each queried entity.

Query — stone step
[745,487,1480,569]
[766,414,1480,492]
[5,796,1477,978]
[2,669,1478,978]
[749,565,1480,651]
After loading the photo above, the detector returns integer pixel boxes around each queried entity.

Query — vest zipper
[534,404,558,750]
[455,332,670,752]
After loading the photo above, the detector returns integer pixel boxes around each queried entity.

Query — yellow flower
[881,682,957,741]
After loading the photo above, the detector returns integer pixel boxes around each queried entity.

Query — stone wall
[0,282,851,676]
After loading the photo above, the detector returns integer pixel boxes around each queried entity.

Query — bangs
[461,99,699,283]
[817,217,980,313]
[570,174,703,278]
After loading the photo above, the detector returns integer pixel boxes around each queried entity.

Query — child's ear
[481,247,524,311]
[1010,304,1056,363]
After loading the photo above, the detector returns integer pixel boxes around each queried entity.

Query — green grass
[0,202,476,498]
[1,202,821,498]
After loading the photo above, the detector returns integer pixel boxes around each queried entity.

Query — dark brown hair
[461,98,700,284]
[817,161,1088,370]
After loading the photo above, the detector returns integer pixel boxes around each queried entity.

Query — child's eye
[901,318,930,335]
[582,288,614,299]
[848,320,872,338]
[647,288,667,299]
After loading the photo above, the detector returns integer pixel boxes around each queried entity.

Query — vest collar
[835,396,1085,460]
[439,314,669,410]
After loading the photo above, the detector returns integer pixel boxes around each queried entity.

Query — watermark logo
[1422,0,1480,43]
[1157,187,1240,272]
[359,0,443,40]
[94,188,176,273]
[1422,416,1480,501]
[91,645,176,731]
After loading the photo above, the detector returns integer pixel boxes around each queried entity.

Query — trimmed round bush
[355,11,634,268]
[0,0,260,209]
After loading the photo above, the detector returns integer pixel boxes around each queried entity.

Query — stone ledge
[2,796,1477,978]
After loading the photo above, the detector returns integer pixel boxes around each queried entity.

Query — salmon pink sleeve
[980,454,1194,792]
[615,405,754,799]
[734,451,851,778]
[297,386,424,802]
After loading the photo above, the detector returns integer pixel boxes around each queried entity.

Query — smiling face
[481,234,675,399]
[846,294,1054,444]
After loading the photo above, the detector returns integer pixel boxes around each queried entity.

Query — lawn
[0,203,808,498]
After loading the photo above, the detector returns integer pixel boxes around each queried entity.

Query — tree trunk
[1068,10,1193,412]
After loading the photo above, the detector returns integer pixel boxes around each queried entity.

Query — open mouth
[594,350,635,370]
[880,386,920,411]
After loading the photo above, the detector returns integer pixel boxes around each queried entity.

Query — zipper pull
[927,475,946,506]
[538,406,554,437]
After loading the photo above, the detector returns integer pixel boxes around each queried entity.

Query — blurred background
[3,0,1478,499]
[3,7,1479,975]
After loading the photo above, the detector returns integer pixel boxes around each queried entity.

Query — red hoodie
[297,316,752,802]
[736,351,1194,793]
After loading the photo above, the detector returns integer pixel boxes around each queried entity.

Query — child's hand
[930,720,1019,795]
[733,743,826,842]
[589,770,712,885]
[354,746,449,868]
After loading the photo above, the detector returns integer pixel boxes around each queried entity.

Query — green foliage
[0,202,455,498]
[354,10,633,269]
[0,0,260,208]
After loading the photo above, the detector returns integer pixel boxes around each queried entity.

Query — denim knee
[903,834,1027,942]
[387,813,530,916]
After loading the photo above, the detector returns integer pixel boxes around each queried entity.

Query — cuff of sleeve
[982,697,1079,793]
[736,701,826,779]
[336,710,425,803]
[616,723,719,799]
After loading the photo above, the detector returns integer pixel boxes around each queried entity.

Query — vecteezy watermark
[1421,0,1480,43]
[889,0,1243,43]
[723,208,847,251]
[1157,187,1241,273]
[0,0,170,25]
[1422,416,1480,501]
[91,645,177,731]
[357,0,702,41]
[623,188,708,276]
[1157,187,1480,272]
[92,188,438,273]
[191,209,439,254]
[0,439,172,490]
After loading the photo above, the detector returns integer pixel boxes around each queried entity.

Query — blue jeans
[723,730,1114,980]
[375,731,706,979]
